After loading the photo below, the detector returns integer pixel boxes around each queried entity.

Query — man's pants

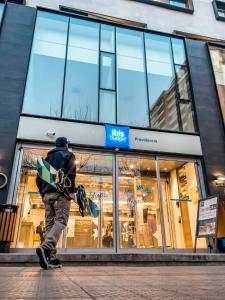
[42,192,71,257]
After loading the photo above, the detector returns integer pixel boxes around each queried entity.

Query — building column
[0,3,36,204]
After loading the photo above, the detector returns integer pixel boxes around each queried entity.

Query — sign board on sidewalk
[194,195,219,253]
[196,196,219,237]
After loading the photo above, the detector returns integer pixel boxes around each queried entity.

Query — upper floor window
[128,0,193,13]
[22,11,196,133]
[0,4,4,23]
[209,45,225,127]
[213,0,225,21]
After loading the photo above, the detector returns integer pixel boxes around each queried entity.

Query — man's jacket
[36,147,76,195]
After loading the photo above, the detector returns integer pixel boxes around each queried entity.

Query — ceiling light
[217,176,225,181]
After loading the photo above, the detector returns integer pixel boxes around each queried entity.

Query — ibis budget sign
[105,124,130,149]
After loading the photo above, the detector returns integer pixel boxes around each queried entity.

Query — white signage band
[17,116,202,156]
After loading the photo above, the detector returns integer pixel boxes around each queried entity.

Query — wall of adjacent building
[26,0,225,40]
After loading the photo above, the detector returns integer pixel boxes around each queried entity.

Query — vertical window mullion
[143,32,151,129]
[115,26,118,124]
[98,25,101,122]
[61,17,70,118]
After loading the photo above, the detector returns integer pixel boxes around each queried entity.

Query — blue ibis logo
[105,124,130,149]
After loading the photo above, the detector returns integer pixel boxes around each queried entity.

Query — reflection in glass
[158,160,206,249]
[100,53,115,90]
[99,90,116,124]
[0,4,4,22]
[209,46,225,125]
[145,34,179,131]
[116,28,149,127]
[172,38,186,65]
[63,19,99,121]
[118,157,162,249]
[176,65,191,100]
[100,24,115,53]
[23,12,68,117]
[180,102,195,132]
[170,0,187,8]
[67,153,113,248]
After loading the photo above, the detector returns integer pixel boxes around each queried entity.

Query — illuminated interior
[12,147,206,250]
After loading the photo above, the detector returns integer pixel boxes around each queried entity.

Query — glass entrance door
[12,145,206,252]
[13,147,114,251]
[66,152,114,249]
[158,159,206,249]
[117,156,163,249]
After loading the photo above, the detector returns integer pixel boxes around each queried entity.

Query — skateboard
[36,156,99,218]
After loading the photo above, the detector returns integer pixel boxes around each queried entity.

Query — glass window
[22,12,68,117]
[0,4,4,23]
[170,0,187,8]
[100,24,115,53]
[145,34,180,131]
[180,102,195,132]
[116,28,149,127]
[63,19,99,121]
[158,160,206,249]
[172,38,186,65]
[22,11,194,133]
[209,46,225,126]
[118,156,163,249]
[99,90,116,124]
[176,65,191,100]
[100,53,115,90]
[68,153,114,249]
[13,148,114,249]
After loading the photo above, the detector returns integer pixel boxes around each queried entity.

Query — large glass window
[23,12,68,117]
[117,28,149,127]
[12,146,205,251]
[145,35,195,132]
[0,4,4,23]
[63,19,99,122]
[13,148,114,249]
[209,45,225,126]
[145,34,179,131]
[22,11,195,132]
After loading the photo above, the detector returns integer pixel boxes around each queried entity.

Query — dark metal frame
[20,5,198,135]
[127,0,194,14]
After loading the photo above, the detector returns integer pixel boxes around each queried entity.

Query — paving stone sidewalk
[0,265,224,299]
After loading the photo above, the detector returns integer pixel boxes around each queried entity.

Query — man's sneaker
[48,258,62,269]
[36,247,51,270]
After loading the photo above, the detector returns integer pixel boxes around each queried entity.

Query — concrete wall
[26,0,225,40]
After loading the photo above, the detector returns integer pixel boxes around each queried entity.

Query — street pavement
[0,265,224,299]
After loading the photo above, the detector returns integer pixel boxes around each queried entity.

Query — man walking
[36,137,76,269]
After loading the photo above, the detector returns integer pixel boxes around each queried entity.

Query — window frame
[127,0,194,14]
[212,0,225,21]
[21,6,198,135]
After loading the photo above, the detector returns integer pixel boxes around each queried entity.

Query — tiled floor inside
[0,265,224,299]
